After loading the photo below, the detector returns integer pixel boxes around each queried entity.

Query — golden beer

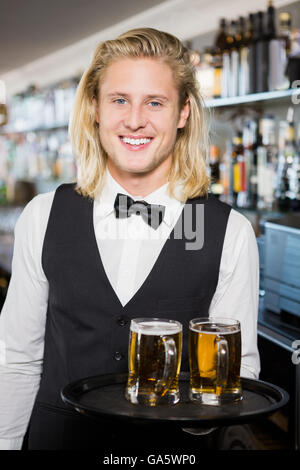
[125,319,182,406]
[189,318,242,405]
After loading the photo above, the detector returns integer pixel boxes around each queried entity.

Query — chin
[123,165,153,175]
[117,159,155,175]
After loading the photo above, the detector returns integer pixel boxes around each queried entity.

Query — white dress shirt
[0,170,260,449]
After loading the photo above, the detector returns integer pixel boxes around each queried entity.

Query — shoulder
[227,208,255,238]
[224,208,258,261]
[15,190,56,236]
[12,191,56,276]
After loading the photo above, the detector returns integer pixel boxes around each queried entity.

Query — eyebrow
[106,92,169,102]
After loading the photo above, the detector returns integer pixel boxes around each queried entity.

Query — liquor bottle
[248,13,257,94]
[231,132,246,206]
[222,20,235,96]
[215,19,231,98]
[256,11,269,92]
[196,48,215,99]
[209,144,220,183]
[213,19,228,99]
[219,140,233,204]
[276,120,289,210]
[279,12,292,56]
[233,132,248,207]
[243,118,258,208]
[228,20,239,97]
[215,18,228,52]
[238,16,250,96]
[212,48,222,98]
[257,115,277,210]
[209,145,223,197]
[267,1,290,91]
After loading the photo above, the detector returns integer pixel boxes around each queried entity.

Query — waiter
[0,28,260,450]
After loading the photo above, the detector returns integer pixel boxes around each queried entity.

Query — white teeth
[121,137,151,145]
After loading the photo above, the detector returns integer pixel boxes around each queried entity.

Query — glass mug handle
[215,336,229,392]
[154,336,177,396]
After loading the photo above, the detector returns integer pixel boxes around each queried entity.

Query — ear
[177,98,190,129]
[92,96,99,124]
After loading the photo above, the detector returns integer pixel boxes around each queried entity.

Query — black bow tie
[114,193,165,230]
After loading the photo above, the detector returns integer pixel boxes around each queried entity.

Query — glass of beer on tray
[188,317,242,405]
[125,318,182,406]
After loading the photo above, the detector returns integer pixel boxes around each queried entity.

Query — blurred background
[0,0,300,451]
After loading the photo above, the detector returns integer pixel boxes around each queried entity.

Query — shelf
[0,122,69,135]
[204,88,298,108]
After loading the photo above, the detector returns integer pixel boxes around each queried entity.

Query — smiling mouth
[119,136,153,150]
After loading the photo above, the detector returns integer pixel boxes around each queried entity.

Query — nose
[123,103,147,130]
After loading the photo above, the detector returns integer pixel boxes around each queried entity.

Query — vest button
[117,316,128,327]
[113,351,123,361]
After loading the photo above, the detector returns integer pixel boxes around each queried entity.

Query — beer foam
[131,320,181,335]
[190,323,239,334]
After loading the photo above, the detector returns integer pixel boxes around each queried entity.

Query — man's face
[94,57,189,182]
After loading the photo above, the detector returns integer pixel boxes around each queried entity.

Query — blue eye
[115,98,126,104]
[149,101,161,107]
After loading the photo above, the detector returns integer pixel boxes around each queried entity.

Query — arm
[209,209,260,379]
[0,192,53,449]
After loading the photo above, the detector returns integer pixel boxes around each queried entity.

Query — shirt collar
[95,168,184,227]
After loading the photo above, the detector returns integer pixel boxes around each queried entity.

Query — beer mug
[188,317,242,405]
[125,318,182,406]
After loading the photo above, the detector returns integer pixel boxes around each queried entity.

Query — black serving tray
[61,372,289,427]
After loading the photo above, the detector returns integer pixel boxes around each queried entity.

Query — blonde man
[0,28,260,450]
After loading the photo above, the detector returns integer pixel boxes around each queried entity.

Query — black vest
[35,184,231,409]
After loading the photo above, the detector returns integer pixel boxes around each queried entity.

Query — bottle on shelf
[219,140,233,204]
[218,18,235,98]
[256,11,269,93]
[243,118,259,208]
[276,119,289,210]
[215,18,228,52]
[238,16,250,96]
[196,48,215,99]
[232,132,248,207]
[214,18,229,98]
[257,115,277,210]
[291,27,300,56]
[267,1,290,91]
[279,12,292,56]
[212,48,223,98]
[209,144,223,197]
[248,13,258,94]
[227,20,240,97]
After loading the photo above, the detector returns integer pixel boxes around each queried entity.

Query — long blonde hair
[69,27,210,201]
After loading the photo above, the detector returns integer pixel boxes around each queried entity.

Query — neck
[107,161,171,197]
